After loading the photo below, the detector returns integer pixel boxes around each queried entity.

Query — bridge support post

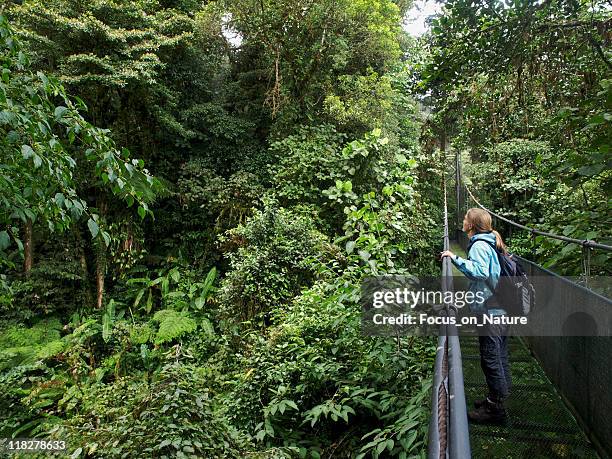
[455,149,461,235]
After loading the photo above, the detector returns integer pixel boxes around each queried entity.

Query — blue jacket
[451,232,506,316]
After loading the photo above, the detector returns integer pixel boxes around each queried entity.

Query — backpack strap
[467,231,494,253]
[467,238,499,260]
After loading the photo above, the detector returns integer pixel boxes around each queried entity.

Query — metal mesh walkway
[462,336,599,458]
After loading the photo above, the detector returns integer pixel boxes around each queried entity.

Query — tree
[225,0,405,133]
[0,15,160,300]
[7,0,200,159]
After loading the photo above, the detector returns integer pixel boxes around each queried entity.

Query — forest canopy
[0,0,610,457]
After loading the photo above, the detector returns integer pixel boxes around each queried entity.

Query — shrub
[223,276,434,457]
[54,363,252,458]
[219,204,327,322]
[269,125,347,209]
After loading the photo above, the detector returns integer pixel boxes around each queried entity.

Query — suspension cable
[463,183,612,252]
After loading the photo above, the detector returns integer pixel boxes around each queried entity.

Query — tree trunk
[95,198,107,309]
[75,228,94,308]
[23,218,33,275]
[96,243,106,309]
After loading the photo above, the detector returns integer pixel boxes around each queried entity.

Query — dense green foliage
[1,0,609,457]
[422,0,611,274]
[0,14,158,258]
[0,1,444,457]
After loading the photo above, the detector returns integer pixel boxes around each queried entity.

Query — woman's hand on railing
[440,250,455,260]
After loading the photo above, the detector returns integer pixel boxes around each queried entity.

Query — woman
[440,207,511,424]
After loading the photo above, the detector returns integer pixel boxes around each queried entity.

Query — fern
[0,319,62,348]
[36,340,65,359]
[0,319,64,370]
[153,309,196,345]
[129,323,153,345]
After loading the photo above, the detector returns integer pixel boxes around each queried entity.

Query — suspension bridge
[428,155,612,459]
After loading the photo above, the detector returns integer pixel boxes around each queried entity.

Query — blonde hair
[464,207,507,254]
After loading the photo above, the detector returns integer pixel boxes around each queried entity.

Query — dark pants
[478,322,512,402]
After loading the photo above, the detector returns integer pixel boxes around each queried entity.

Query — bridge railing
[428,183,471,459]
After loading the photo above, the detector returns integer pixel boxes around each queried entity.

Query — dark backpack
[467,238,535,316]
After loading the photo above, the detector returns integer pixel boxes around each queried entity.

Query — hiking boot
[474,398,487,409]
[474,393,510,409]
[468,399,507,425]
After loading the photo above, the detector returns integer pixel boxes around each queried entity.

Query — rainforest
[0,0,610,458]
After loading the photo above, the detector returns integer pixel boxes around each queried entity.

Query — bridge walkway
[450,242,599,458]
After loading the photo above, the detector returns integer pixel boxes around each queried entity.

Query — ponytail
[491,229,507,254]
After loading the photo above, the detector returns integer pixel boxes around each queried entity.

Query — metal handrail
[428,180,471,458]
